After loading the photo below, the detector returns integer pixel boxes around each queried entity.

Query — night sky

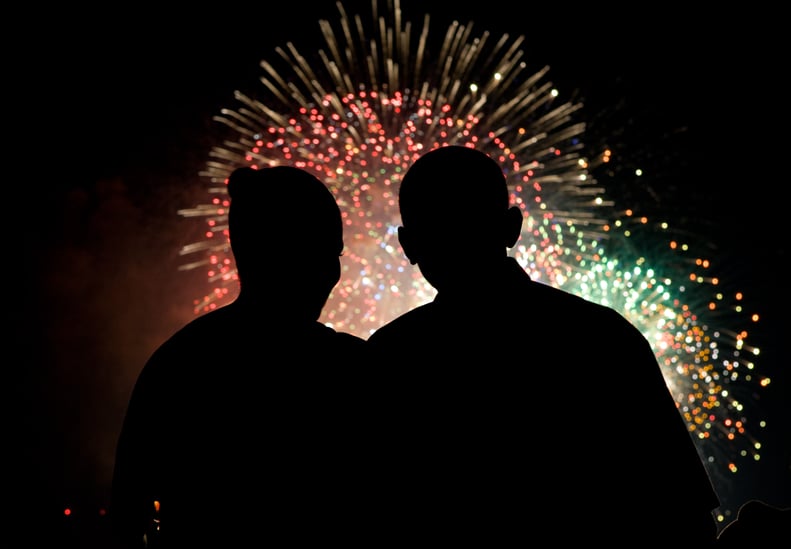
[16,1,789,546]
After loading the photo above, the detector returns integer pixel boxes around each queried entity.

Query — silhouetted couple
[112,147,726,547]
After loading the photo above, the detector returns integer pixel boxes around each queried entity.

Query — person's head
[397,145,523,291]
[227,165,344,319]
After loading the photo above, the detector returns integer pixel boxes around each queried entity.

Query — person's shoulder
[158,307,235,347]
[308,323,369,352]
[526,280,653,354]
[530,280,633,323]
[367,302,436,344]
[717,500,791,547]
[334,330,367,346]
[141,306,246,374]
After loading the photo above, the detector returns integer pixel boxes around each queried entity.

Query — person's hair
[227,165,343,276]
[398,145,509,230]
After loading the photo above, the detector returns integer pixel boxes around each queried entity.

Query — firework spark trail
[177,0,766,520]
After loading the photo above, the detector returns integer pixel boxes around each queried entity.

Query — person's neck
[436,256,512,297]
[233,288,321,324]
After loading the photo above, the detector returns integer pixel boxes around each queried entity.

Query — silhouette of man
[111,166,373,548]
[367,145,721,545]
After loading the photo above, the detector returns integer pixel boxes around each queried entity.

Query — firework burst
[177,0,767,521]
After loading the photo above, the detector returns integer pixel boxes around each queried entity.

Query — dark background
[15,1,788,546]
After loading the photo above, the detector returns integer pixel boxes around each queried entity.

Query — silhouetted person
[716,499,790,547]
[111,166,373,548]
[367,145,721,545]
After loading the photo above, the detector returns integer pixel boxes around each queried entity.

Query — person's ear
[397,225,418,265]
[504,206,523,248]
